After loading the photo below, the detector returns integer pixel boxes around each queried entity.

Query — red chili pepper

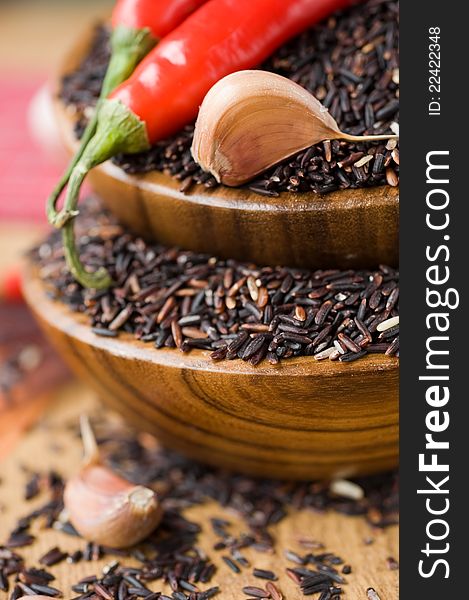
[112,0,206,38]
[113,0,359,142]
[47,0,206,226]
[50,0,360,289]
[1,267,23,303]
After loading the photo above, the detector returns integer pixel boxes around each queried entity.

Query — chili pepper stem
[46,25,155,227]
[58,98,149,289]
[105,25,157,102]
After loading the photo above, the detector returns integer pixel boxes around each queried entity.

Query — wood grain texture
[0,385,399,600]
[23,263,399,481]
[53,25,399,270]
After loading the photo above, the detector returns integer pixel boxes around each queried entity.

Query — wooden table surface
[0,381,399,600]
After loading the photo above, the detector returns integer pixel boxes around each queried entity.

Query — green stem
[47,25,156,228]
[58,98,150,289]
[46,107,100,226]
[62,220,113,289]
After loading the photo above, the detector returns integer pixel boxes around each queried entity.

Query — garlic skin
[63,416,162,548]
[191,70,397,187]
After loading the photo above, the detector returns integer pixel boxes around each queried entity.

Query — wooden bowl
[23,263,399,480]
[54,25,399,271]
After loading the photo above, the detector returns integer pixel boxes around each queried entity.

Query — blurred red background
[0,0,111,455]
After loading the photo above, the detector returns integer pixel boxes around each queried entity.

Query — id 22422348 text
[428,27,441,116]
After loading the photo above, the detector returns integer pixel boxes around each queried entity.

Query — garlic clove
[191,70,398,187]
[192,70,331,186]
[18,597,55,600]
[63,417,162,548]
[64,464,162,548]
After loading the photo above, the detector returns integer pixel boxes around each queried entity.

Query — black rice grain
[222,556,241,574]
[39,546,68,567]
[242,586,270,598]
[265,581,283,600]
[253,568,278,581]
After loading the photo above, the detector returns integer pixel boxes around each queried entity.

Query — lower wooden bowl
[54,24,399,271]
[24,263,399,480]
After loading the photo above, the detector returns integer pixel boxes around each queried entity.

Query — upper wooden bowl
[54,25,399,270]
[24,263,399,480]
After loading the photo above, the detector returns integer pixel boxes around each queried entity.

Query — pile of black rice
[1,416,398,599]
[34,198,399,365]
[60,0,399,197]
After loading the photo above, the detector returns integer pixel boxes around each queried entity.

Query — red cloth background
[0,77,61,222]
